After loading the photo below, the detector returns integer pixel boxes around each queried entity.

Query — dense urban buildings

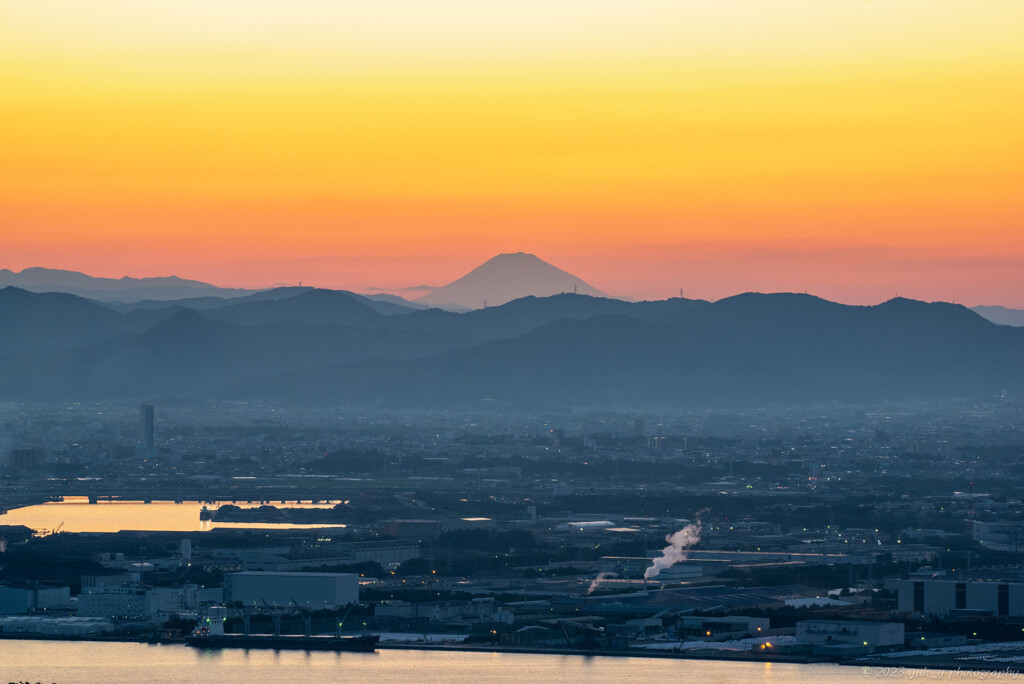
[3,399,1024,669]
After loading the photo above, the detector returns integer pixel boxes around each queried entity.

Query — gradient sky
[2,1,1023,304]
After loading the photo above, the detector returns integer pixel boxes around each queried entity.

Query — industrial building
[973,521,1024,552]
[230,539,420,572]
[334,540,420,566]
[77,585,198,619]
[599,556,703,581]
[560,584,790,616]
[225,571,358,610]
[905,632,968,649]
[0,616,113,635]
[0,583,71,615]
[897,579,1024,617]
[375,597,513,627]
[77,588,147,619]
[796,620,904,650]
[680,616,769,639]
[81,573,141,590]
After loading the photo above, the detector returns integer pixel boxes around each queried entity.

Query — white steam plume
[644,511,708,580]
[587,572,616,595]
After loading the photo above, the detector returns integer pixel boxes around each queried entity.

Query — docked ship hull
[186,634,380,652]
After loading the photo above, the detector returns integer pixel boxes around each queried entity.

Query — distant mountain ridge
[1,285,1020,408]
[0,267,429,312]
[7,264,1022,320]
[0,287,177,355]
[225,294,1024,408]
[416,252,610,310]
[973,305,1024,327]
[204,289,387,327]
[0,301,468,400]
[0,267,256,301]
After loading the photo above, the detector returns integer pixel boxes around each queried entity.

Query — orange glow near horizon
[2,1,1023,305]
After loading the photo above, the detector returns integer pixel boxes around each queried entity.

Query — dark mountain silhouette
[104,287,418,316]
[0,267,256,301]
[416,252,609,309]
[202,289,388,327]
[223,294,1024,408]
[384,293,709,342]
[0,286,703,378]
[0,308,469,400]
[2,285,1021,407]
[0,287,176,355]
[100,286,315,312]
[973,305,1024,327]
[345,292,420,315]
[360,293,428,311]
[115,288,705,342]
[2,284,690,362]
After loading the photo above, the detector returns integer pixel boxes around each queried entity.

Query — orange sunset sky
[2,1,1023,305]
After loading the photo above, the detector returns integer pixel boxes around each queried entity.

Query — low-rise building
[77,585,197,619]
[796,620,904,649]
[680,616,769,639]
[375,597,513,626]
[81,573,140,590]
[973,522,1024,552]
[0,583,71,615]
[0,616,112,635]
[905,632,968,649]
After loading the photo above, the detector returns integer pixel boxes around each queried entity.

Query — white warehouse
[226,572,358,610]
[797,620,904,648]
[77,585,198,619]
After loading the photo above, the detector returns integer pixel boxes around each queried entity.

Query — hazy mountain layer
[0,267,256,302]
[0,287,177,355]
[225,294,1024,408]
[2,286,1020,407]
[973,305,1024,327]
[0,309,469,400]
[102,287,419,316]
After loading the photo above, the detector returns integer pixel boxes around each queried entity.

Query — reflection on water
[0,640,913,684]
[0,497,347,534]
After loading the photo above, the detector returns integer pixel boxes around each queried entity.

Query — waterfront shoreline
[2,632,1020,674]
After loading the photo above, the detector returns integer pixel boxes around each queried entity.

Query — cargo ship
[186,633,380,651]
